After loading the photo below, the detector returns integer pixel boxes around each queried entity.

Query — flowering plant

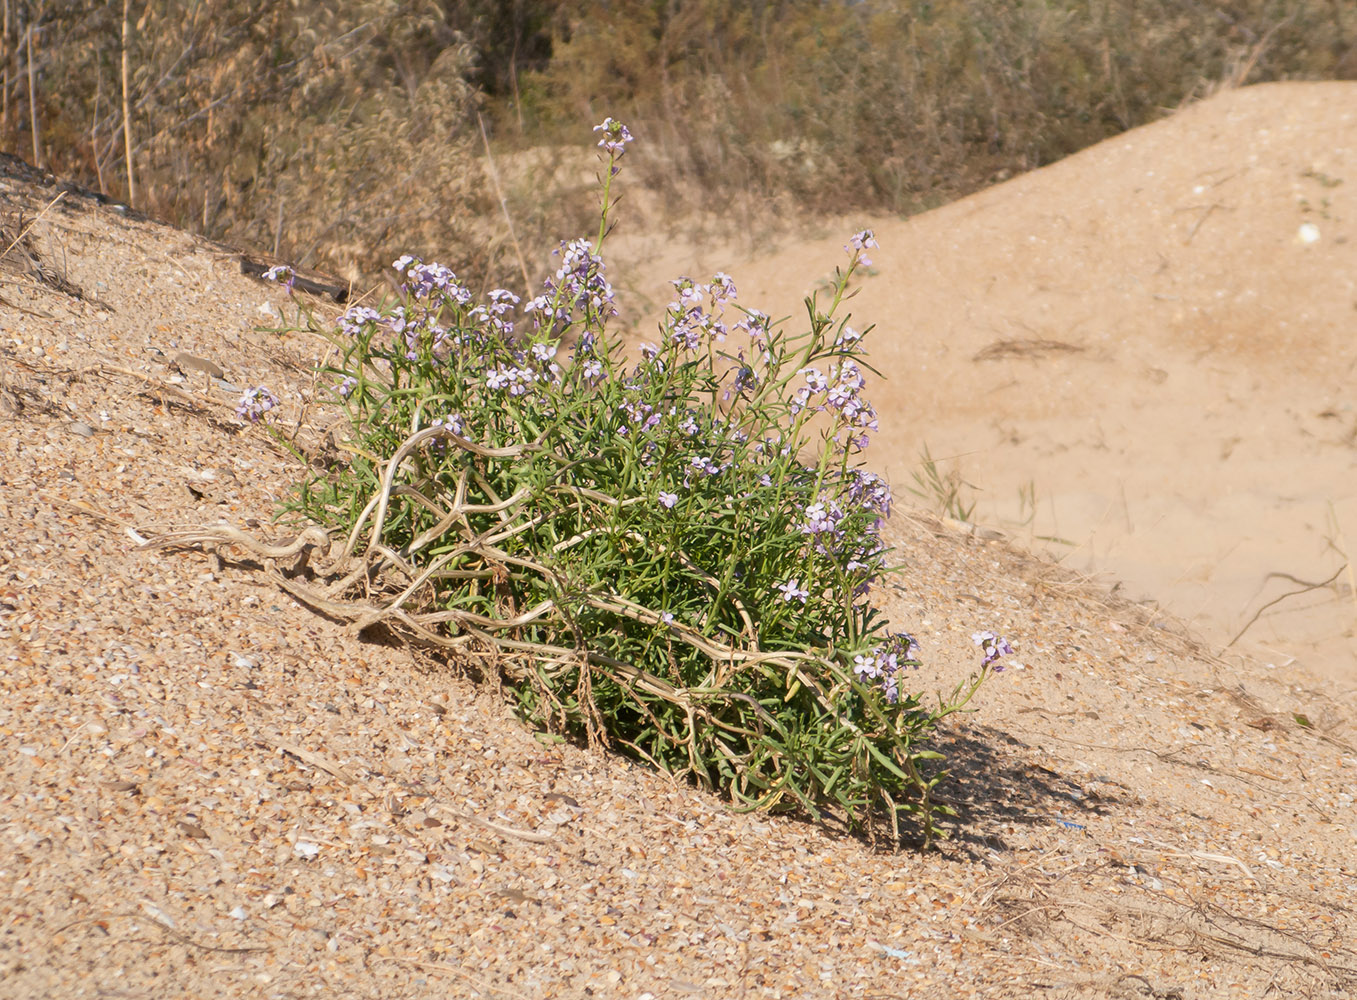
[253,121,1007,847]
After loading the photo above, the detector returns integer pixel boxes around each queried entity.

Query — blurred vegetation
[1,0,1352,287]
[525,0,1356,219]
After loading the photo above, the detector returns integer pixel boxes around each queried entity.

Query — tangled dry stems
[140,422,940,847]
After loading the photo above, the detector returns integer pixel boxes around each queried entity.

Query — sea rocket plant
[252,118,1010,847]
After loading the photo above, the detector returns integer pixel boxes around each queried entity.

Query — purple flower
[431,413,464,437]
[424,413,466,454]
[530,238,617,332]
[893,631,921,659]
[593,117,634,159]
[735,309,771,347]
[854,632,922,704]
[800,501,842,537]
[972,631,1014,670]
[401,262,470,305]
[711,271,737,307]
[665,274,737,350]
[235,386,279,423]
[801,367,829,393]
[485,366,538,396]
[658,491,678,509]
[335,375,358,398]
[845,229,878,267]
[835,324,863,349]
[853,654,880,680]
[262,264,295,291]
[487,288,520,312]
[730,357,759,395]
[339,305,382,337]
[777,578,809,603]
[848,470,892,518]
[470,289,520,339]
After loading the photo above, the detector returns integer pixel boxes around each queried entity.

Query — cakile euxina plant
[223,119,1011,848]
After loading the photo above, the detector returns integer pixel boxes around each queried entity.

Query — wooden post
[120,0,135,207]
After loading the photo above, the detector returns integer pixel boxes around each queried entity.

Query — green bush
[244,122,1009,847]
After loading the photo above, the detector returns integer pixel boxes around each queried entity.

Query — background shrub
[1,1,1352,284]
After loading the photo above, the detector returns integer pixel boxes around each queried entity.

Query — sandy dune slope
[623,81,1357,686]
[0,82,1354,999]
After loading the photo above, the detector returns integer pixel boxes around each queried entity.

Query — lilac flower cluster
[470,289,520,340]
[340,306,382,338]
[834,324,863,350]
[742,308,771,345]
[790,359,880,450]
[431,413,465,437]
[688,454,726,478]
[485,364,553,397]
[844,229,879,267]
[847,469,893,521]
[972,631,1014,671]
[793,473,890,581]
[618,397,661,436]
[665,273,738,352]
[235,386,279,423]
[424,412,466,454]
[800,499,845,544]
[394,257,472,306]
[729,354,760,396]
[593,117,634,161]
[853,632,921,704]
[526,238,616,331]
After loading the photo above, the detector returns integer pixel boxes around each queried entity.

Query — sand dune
[627,81,1357,685]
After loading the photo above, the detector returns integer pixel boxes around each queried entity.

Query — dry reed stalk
[25,20,37,167]
[2,0,9,141]
[477,111,531,293]
[120,0,135,208]
[91,71,104,194]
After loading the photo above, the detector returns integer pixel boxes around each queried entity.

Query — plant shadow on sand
[922,723,1123,857]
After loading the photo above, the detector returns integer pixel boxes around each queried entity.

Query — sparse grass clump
[235,123,1010,847]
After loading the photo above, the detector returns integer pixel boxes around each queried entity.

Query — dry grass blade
[254,731,359,785]
[972,338,1085,362]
